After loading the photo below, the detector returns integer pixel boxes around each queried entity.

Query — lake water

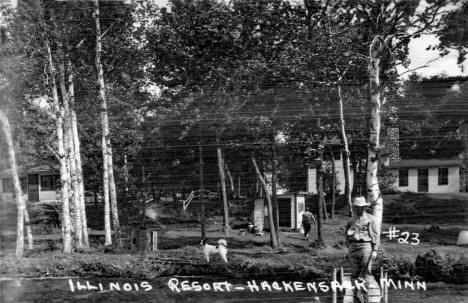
[0,277,466,303]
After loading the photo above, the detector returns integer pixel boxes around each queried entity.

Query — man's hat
[353,196,370,207]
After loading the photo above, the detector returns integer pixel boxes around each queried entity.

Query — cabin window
[438,168,448,185]
[1,178,13,192]
[41,175,58,191]
[398,169,408,187]
[1,178,27,193]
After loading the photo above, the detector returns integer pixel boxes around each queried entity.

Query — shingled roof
[389,158,463,169]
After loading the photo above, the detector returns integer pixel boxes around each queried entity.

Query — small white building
[388,158,462,193]
[0,165,59,203]
[307,151,354,195]
[253,192,306,231]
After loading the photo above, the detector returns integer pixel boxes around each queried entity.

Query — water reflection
[0,278,466,303]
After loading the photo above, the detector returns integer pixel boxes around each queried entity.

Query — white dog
[200,239,228,264]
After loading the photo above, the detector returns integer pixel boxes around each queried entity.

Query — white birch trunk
[45,39,73,253]
[59,52,83,248]
[64,133,75,239]
[252,156,278,248]
[337,85,353,217]
[225,163,235,196]
[94,0,120,244]
[0,111,29,256]
[23,206,33,250]
[328,145,336,219]
[216,145,230,235]
[368,36,384,229]
[102,137,112,245]
[67,59,89,247]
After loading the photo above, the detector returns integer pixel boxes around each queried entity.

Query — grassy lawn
[1,192,467,283]
[1,214,467,282]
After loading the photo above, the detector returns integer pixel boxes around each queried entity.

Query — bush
[415,250,458,282]
[378,165,397,194]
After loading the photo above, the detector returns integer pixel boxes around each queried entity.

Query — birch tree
[347,0,453,228]
[44,34,73,253]
[337,85,353,217]
[0,111,34,256]
[0,3,33,255]
[56,45,83,248]
[216,136,230,235]
[252,155,278,249]
[94,0,119,245]
[66,58,89,247]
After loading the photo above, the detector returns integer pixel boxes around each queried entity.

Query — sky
[400,35,468,79]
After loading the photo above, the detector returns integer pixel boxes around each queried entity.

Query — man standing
[302,207,316,240]
[345,197,380,302]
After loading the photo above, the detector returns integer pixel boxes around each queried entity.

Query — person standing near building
[345,196,380,302]
[301,207,316,240]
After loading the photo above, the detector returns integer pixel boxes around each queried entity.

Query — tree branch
[100,22,115,39]
[397,57,440,77]
[46,144,61,161]
[76,38,86,49]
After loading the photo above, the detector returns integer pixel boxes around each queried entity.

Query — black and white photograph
[0,0,467,302]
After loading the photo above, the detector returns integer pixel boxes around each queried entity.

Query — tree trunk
[368,36,385,229]
[102,136,112,245]
[316,147,324,246]
[0,111,29,256]
[94,0,119,245]
[225,163,235,198]
[67,58,89,247]
[58,50,83,249]
[321,193,328,220]
[45,38,72,253]
[338,85,353,217]
[23,206,33,250]
[328,146,336,219]
[271,140,280,244]
[216,141,230,235]
[107,147,120,245]
[199,143,206,239]
[252,156,278,249]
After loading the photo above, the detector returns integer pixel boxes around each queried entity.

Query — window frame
[438,167,448,185]
[40,175,58,191]
[1,178,13,193]
[398,169,409,187]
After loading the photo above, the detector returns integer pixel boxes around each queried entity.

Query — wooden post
[380,267,385,302]
[340,267,344,282]
[199,143,206,239]
[130,228,137,251]
[332,268,337,303]
[384,272,388,303]
[152,230,157,251]
[145,229,157,251]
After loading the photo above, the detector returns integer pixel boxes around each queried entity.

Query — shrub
[415,250,457,282]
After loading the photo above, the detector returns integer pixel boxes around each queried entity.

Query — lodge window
[438,168,448,185]
[399,169,408,187]
[40,175,58,191]
[1,177,27,193]
[1,178,13,192]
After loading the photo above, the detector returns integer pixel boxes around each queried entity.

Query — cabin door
[27,174,39,202]
[417,169,429,192]
[277,198,291,227]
